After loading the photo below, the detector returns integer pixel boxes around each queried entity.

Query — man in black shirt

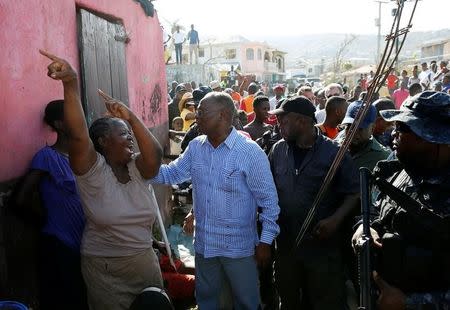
[269,96,360,309]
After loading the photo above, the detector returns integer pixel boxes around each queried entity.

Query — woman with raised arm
[40,50,164,310]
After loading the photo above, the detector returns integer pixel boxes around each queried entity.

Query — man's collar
[369,137,386,151]
[223,127,239,149]
[287,127,322,151]
[201,127,238,149]
[351,138,379,157]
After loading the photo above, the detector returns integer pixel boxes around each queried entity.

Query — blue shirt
[31,146,85,251]
[187,29,199,45]
[152,128,280,258]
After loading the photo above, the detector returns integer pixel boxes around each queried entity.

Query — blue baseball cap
[342,100,377,128]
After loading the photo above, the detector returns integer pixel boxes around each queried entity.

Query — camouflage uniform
[371,91,450,309]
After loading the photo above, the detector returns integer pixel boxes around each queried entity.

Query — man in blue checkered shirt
[152,91,280,309]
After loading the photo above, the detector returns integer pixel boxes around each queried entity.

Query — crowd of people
[163,60,449,309]
[9,48,449,310]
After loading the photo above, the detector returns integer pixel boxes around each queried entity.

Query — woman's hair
[89,117,118,155]
[44,100,64,130]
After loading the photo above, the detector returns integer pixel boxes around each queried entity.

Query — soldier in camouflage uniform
[353,91,450,309]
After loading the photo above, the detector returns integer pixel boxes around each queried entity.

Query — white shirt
[315,109,326,124]
[420,70,434,89]
[173,31,185,44]
[163,30,170,44]
[408,76,420,87]
[419,69,432,80]
[269,96,283,111]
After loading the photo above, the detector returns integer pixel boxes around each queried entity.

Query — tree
[333,34,358,76]
[343,62,353,71]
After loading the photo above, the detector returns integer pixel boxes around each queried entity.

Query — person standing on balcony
[173,26,185,65]
[187,24,199,65]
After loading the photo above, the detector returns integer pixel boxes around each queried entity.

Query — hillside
[250,29,450,66]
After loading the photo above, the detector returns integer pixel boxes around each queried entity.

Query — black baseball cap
[269,96,317,123]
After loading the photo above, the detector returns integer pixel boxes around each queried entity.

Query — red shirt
[246,112,255,123]
[360,78,367,90]
[265,115,278,126]
[386,74,398,89]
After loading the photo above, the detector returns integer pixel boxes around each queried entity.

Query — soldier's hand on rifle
[373,271,406,310]
[352,224,382,252]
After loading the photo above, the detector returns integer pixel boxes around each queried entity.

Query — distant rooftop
[202,35,286,53]
[204,35,250,44]
[421,37,450,48]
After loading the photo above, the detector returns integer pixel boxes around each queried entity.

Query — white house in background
[194,35,286,83]
[286,57,326,79]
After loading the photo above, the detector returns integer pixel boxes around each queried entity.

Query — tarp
[166,225,195,268]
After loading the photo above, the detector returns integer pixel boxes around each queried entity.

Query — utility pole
[374,1,388,63]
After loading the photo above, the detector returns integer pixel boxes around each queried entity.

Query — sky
[154,0,448,38]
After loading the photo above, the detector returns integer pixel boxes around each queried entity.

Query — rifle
[373,175,448,244]
[357,167,375,310]
[366,168,449,292]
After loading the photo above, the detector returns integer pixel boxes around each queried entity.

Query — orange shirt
[317,124,339,139]
[231,92,242,103]
[240,95,254,113]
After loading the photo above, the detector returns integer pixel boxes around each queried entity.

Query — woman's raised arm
[40,50,96,175]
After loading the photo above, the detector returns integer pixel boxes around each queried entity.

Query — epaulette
[373,159,404,179]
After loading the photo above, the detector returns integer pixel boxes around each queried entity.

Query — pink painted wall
[0,0,167,182]
[240,43,267,75]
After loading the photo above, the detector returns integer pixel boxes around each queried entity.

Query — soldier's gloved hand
[351,224,382,252]
[373,271,406,310]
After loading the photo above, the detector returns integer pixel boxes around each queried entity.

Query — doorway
[77,8,129,124]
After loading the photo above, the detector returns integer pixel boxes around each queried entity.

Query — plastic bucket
[0,301,28,310]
